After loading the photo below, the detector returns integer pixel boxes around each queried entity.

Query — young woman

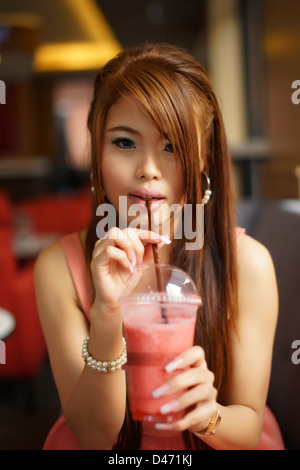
[35,43,285,450]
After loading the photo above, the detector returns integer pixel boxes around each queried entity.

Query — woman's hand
[152,346,218,434]
[90,227,170,314]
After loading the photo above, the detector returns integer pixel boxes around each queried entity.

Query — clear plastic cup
[120,264,202,423]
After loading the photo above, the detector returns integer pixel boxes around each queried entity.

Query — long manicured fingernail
[165,357,184,373]
[130,250,136,267]
[160,400,179,415]
[127,260,134,273]
[154,423,174,430]
[152,383,170,398]
[159,235,172,245]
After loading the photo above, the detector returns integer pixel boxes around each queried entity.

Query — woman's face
[101,95,184,233]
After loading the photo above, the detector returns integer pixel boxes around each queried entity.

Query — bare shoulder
[236,233,278,323]
[34,237,89,410]
[237,233,276,280]
[34,239,78,321]
[35,239,70,291]
[35,229,87,275]
[35,238,65,270]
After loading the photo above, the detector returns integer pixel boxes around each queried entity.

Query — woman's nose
[135,154,162,180]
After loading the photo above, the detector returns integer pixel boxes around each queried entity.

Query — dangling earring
[201,171,212,205]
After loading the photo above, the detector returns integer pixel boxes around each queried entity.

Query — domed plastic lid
[120,264,202,305]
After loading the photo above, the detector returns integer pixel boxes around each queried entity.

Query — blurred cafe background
[0,0,299,450]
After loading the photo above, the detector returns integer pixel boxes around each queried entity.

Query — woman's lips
[129,192,166,209]
[130,188,165,199]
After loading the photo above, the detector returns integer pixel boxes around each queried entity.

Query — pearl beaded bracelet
[81,336,127,373]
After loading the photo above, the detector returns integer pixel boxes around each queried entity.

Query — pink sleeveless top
[43,228,285,450]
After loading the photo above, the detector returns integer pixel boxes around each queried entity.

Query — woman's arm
[35,228,168,449]
[34,239,127,449]
[213,234,279,449]
[151,234,279,449]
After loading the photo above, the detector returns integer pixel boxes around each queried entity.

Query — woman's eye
[164,142,174,153]
[112,137,135,150]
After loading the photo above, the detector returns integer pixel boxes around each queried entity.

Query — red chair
[17,190,92,234]
[0,227,47,409]
[0,190,13,226]
[0,227,16,312]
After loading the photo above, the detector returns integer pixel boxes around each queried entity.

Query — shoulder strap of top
[60,232,91,321]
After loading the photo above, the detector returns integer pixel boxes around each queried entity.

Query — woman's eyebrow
[105,125,141,135]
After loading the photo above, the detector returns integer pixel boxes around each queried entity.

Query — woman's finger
[135,229,171,245]
[159,383,217,417]
[103,227,169,245]
[93,228,170,259]
[93,244,134,272]
[152,366,215,399]
[123,228,145,267]
[164,346,206,373]
[156,401,217,433]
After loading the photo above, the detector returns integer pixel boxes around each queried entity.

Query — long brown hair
[85,43,238,449]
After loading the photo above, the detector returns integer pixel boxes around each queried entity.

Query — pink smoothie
[123,306,197,423]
